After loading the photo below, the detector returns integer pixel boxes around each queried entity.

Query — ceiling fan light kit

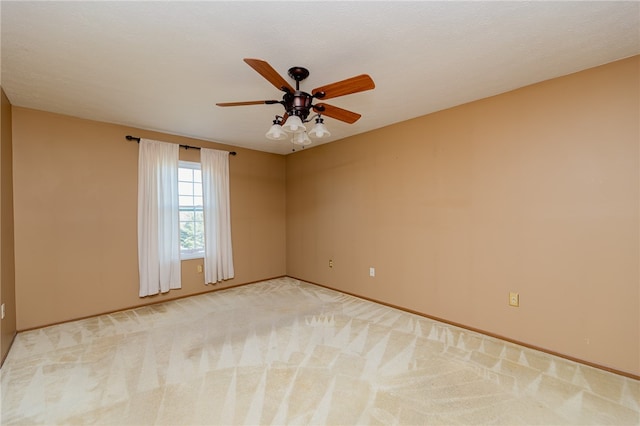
[265,121,288,140]
[282,114,305,133]
[291,131,312,146]
[308,117,331,138]
[217,58,375,149]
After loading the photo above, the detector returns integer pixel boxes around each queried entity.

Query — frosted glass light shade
[309,121,331,138]
[265,123,287,140]
[282,115,306,133]
[292,131,312,146]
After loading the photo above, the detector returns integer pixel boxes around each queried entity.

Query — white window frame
[178,160,205,259]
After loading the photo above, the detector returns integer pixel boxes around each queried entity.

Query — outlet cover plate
[509,292,519,307]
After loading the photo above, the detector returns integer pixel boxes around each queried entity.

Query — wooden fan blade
[216,100,280,107]
[313,103,362,124]
[244,58,295,93]
[312,74,375,100]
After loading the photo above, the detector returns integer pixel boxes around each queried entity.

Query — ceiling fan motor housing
[284,91,314,121]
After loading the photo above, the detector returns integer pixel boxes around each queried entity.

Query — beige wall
[12,108,286,330]
[286,56,639,376]
[1,87,17,364]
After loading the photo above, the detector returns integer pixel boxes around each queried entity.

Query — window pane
[179,161,204,256]
[179,196,193,206]
[179,182,193,196]
[180,211,194,221]
[180,222,195,249]
[178,168,193,181]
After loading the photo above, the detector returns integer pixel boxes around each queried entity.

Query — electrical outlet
[369,267,375,277]
[197,265,203,273]
[509,292,519,307]
[1,303,5,320]
[329,259,333,268]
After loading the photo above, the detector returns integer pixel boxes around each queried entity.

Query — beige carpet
[1,277,638,425]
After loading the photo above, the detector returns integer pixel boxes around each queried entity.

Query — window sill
[181,253,204,261]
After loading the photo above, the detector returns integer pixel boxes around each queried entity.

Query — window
[178,161,204,258]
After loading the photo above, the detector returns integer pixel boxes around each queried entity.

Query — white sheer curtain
[200,148,234,283]
[138,139,181,297]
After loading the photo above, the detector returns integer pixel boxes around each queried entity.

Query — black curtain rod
[125,135,237,156]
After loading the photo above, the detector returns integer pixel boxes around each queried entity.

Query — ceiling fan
[216,58,375,146]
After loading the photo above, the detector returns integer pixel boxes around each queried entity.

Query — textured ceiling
[1,1,639,155]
